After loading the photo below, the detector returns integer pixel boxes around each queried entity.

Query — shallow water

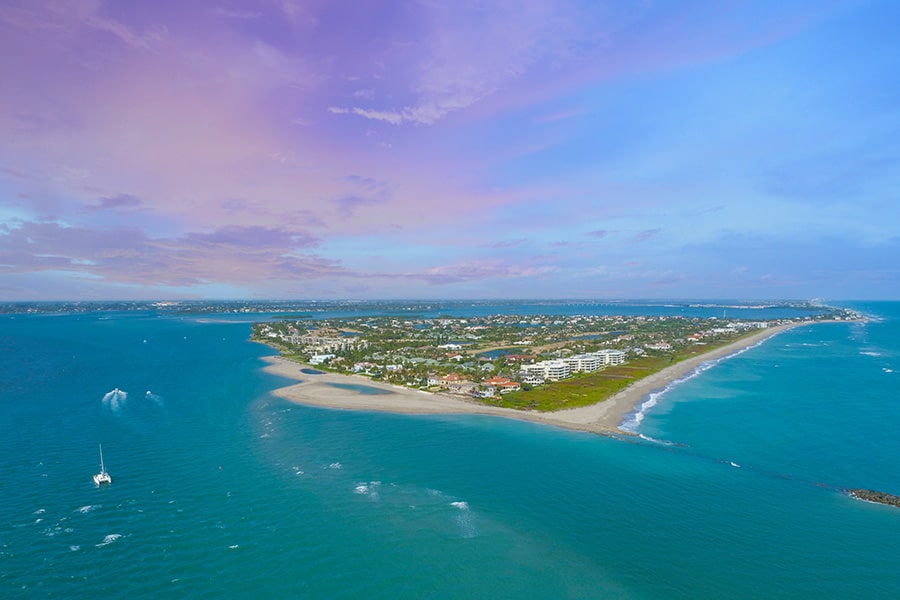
[1,304,897,598]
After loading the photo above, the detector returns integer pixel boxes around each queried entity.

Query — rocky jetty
[847,489,900,508]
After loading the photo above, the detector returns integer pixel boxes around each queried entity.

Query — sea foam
[618,338,769,432]
[96,534,122,547]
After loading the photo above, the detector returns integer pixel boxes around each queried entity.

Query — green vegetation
[492,333,757,412]
[250,305,857,413]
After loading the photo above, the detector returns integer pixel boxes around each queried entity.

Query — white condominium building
[563,354,601,372]
[592,349,626,366]
[520,360,571,381]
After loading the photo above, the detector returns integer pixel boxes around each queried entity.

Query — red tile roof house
[504,354,535,363]
[497,381,521,393]
[481,376,522,395]
[439,372,474,395]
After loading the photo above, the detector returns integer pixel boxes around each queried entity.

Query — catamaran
[93,444,112,486]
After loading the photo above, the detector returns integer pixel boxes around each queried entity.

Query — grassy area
[487,333,757,412]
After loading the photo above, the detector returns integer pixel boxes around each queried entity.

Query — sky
[1,0,898,301]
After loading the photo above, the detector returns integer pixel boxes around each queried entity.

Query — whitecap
[637,433,678,446]
[327,462,342,470]
[96,533,122,547]
[33,508,46,515]
[451,502,477,537]
[228,544,239,549]
[69,545,80,552]
[354,481,381,499]
[77,505,99,514]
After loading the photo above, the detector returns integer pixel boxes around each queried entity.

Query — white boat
[92,444,112,485]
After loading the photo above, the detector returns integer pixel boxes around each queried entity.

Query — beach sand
[263,322,809,436]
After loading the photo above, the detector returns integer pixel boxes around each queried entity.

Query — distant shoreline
[262,320,842,436]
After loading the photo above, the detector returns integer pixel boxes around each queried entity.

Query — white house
[309,353,336,365]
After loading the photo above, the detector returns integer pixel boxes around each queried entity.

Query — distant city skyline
[1,1,898,300]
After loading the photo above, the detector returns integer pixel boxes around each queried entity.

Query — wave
[354,481,382,500]
[636,433,681,446]
[96,533,122,547]
[77,505,100,514]
[450,501,476,538]
[619,335,775,433]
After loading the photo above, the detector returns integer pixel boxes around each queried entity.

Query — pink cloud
[0,221,338,286]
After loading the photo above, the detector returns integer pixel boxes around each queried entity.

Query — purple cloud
[91,194,142,211]
[0,1,894,299]
[0,221,336,286]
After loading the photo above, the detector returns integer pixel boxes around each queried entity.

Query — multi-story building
[293,329,367,354]
[520,360,571,382]
[564,354,601,372]
[592,349,626,365]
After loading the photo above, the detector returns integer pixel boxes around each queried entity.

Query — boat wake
[101,388,128,412]
[101,387,164,414]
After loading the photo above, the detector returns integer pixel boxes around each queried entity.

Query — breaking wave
[96,533,122,547]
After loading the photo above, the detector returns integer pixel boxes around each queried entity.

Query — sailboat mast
[99,444,105,472]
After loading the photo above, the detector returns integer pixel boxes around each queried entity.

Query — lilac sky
[2,1,898,300]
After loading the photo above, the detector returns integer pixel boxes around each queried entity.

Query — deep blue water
[1,303,898,598]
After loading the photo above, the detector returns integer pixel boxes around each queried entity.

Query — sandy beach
[263,321,812,436]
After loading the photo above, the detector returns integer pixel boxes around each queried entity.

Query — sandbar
[262,321,819,436]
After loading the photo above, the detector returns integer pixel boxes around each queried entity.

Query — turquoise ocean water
[1,302,898,598]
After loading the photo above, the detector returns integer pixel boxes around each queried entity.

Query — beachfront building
[483,376,522,394]
[645,342,672,351]
[558,350,626,373]
[294,329,367,354]
[521,373,546,386]
[564,354,602,373]
[520,360,571,382]
[309,353,336,365]
[437,372,476,395]
[592,349,626,365]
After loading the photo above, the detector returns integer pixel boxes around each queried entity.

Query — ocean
[1,302,898,598]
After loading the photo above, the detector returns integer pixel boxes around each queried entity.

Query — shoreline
[261,320,835,436]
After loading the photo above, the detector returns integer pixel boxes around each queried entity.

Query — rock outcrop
[847,489,900,508]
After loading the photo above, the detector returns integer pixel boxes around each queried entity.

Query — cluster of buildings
[419,348,627,397]
[291,329,367,354]
[519,350,626,385]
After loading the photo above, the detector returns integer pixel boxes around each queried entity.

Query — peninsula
[254,304,860,435]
